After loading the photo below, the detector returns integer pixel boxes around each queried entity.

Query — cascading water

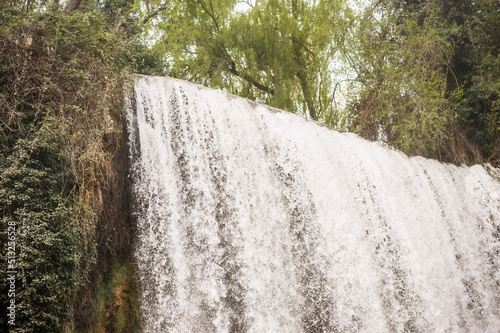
[125,75,500,332]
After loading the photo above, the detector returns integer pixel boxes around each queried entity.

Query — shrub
[0,8,129,331]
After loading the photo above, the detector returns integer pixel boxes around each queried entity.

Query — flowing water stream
[126,75,500,332]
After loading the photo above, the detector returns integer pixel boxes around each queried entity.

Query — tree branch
[142,1,169,25]
[228,61,275,95]
[113,17,127,34]
[192,0,220,31]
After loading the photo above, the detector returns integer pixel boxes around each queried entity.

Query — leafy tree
[339,2,458,159]
[139,0,347,120]
[451,0,500,164]
[139,0,498,164]
[340,0,499,164]
[385,0,500,163]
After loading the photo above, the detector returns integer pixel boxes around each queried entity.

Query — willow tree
[139,0,347,120]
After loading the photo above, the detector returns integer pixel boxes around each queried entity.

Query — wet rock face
[126,75,500,333]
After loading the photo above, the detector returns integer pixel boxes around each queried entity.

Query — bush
[0,8,130,332]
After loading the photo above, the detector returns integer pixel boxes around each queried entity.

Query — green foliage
[378,0,500,163]
[140,0,497,164]
[460,0,500,162]
[0,103,86,331]
[0,4,147,331]
[141,0,347,120]
[0,0,165,328]
[139,0,498,163]
[338,0,499,164]
[342,6,460,159]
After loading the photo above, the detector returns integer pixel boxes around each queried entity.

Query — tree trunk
[297,70,317,120]
[291,0,317,120]
[63,0,82,14]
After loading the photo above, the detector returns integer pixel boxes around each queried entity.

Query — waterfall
[125,75,500,332]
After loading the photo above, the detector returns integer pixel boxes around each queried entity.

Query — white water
[126,75,500,332]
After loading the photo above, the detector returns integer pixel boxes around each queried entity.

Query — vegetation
[140,0,347,120]
[0,2,152,332]
[0,0,498,331]
[342,0,500,163]
[139,0,498,165]
[92,262,140,332]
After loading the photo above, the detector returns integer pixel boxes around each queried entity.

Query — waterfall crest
[126,75,500,332]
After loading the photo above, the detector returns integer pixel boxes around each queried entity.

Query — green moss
[92,262,141,333]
